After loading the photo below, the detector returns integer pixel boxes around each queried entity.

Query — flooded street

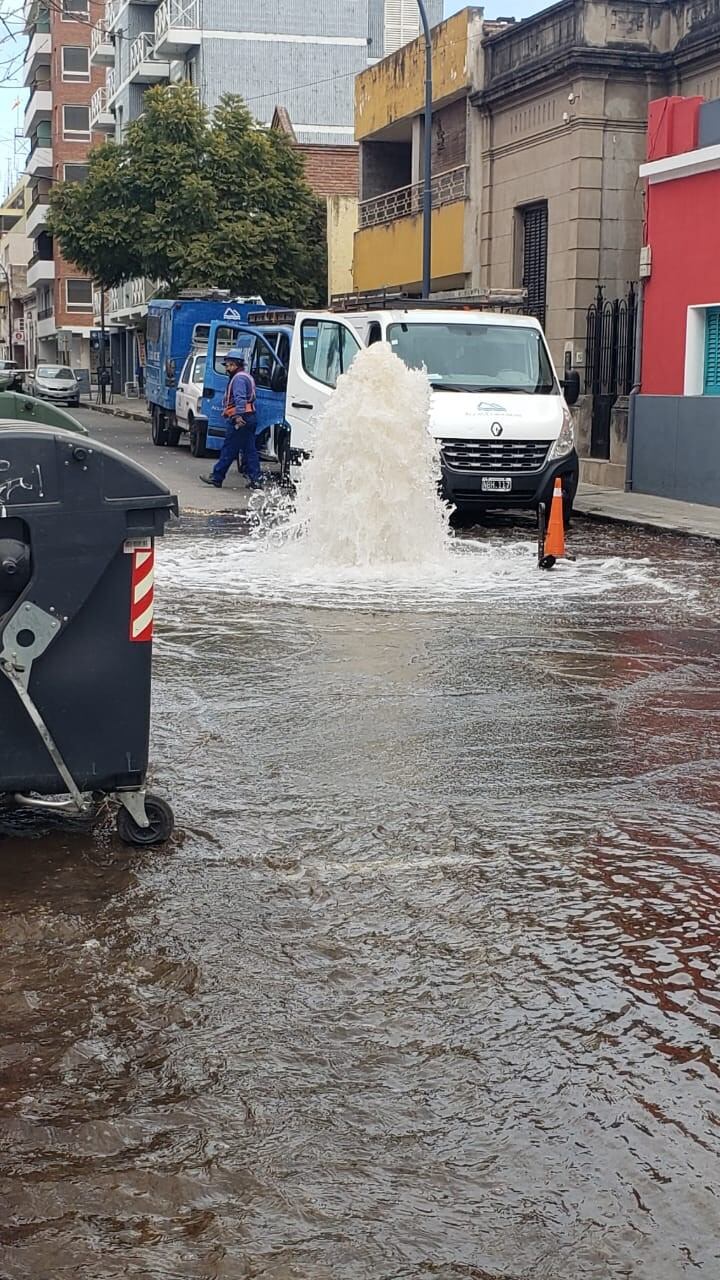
[2,517,720,1279]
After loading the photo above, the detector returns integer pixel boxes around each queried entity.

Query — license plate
[481,477,512,493]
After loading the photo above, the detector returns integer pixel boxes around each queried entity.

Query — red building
[631,95,720,503]
[641,96,720,398]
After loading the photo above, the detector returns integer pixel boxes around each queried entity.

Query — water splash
[291,344,450,568]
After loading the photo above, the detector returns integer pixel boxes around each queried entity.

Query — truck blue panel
[203,323,291,452]
[145,300,275,416]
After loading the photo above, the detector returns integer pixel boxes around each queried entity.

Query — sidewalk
[84,394,150,424]
[575,483,720,541]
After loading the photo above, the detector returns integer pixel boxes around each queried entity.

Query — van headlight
[547,407,575,461]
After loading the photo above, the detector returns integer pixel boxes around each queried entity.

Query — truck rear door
[202,322,285,451]
[286,313,362,453]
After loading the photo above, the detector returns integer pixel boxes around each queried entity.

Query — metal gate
[522,203,548,327]
[585,284,637,459]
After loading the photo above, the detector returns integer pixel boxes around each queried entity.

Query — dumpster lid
[0,425,178,516]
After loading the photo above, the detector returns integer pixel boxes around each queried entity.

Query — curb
[85,400,150,425]
[573,501,720,543]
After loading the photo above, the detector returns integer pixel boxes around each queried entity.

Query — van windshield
[386,322,557,394]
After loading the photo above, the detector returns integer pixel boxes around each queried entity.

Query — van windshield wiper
[472,384,534,394]
[429,381,479,392]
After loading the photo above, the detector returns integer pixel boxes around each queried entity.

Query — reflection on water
[1,518,720,1278]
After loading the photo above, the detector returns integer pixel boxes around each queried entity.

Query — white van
[284,306,580,524]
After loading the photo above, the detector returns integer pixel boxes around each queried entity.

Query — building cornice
[471,45,672,111]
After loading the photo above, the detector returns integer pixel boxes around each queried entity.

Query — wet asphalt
[1,439,720,1278]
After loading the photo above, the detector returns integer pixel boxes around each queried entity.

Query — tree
[49,86,327,304]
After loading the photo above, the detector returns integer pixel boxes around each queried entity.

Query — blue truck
[144,295,267,449]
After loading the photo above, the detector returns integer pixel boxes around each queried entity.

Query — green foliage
[49,86,327,304]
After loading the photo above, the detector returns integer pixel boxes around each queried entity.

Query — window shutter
[522,203,548,328]
[704,308,720,396]
[384,0,421,54]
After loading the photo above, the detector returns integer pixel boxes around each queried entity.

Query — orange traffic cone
[539,477,565,569]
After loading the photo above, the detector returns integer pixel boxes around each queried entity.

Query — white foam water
[159,531,680,615]
[291,343,450,569]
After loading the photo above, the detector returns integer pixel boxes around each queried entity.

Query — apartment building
[0,182,30,365]
[24,0,105,368]
[88,0,441,386]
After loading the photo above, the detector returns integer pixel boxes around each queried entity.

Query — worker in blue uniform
[201,349,263,489]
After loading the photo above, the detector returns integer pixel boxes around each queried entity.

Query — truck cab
[145,296,268,448]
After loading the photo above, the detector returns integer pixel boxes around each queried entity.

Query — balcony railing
[91,21,111,55]
[130,32,155,72]
[106,66,117,101]
[90,85,112,124]
[359,165,468,230]
[155,0,199,39]
[38,305,54,320]
[104,0,121,30]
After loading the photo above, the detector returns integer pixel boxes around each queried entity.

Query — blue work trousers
[212,413,261,486]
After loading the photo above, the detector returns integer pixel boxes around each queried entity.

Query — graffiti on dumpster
[0,459,45,509]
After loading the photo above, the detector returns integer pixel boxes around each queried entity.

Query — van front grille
[441,439,552,472]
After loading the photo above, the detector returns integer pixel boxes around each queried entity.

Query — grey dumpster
[0,424,178,845]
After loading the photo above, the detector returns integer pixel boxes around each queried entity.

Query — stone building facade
[353,0,720,379]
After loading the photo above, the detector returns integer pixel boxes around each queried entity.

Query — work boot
[200,474,222,488]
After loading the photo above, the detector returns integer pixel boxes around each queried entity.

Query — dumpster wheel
[116,793,175,846]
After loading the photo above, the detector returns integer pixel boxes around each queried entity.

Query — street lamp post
[417,0,433,299]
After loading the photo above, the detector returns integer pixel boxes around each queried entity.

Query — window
[62,0,89,18]
[516,201,548,328]
[62,47,90,81]
[146,314,161,345]
[63,105,90,140]
[66,279,93,311]
[192,355,206,383]
[301,319,360,388]
[704,309,720,395]
[63,163,89,183]
[213,326,255,375]
[192,323,210,346]
[251,341,277,390]
[179,356,192,385]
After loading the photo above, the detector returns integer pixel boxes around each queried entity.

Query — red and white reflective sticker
[129,546,154,642]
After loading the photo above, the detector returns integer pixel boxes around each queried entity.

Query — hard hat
[224,347,247,363]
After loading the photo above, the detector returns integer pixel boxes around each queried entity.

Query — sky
[0,0,547,200]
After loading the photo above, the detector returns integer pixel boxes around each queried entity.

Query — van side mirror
[271,362,287,394]
[563,369,580,406]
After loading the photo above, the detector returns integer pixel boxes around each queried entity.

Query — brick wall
[295,145,359,199]
[431,99,467,174]
[50,0,104,339]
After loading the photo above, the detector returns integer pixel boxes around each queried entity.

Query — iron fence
[585,284,637,398]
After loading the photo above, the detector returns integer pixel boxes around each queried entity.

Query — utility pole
[99,285,107,404]
[417,0,433,299]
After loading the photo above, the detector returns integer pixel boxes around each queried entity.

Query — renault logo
[490,422,503,438]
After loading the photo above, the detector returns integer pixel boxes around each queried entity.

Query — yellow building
[352,8,496,295]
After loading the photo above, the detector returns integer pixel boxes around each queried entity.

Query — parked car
[0,360,18,391]
[174,349,209,456]
[27,365,81,406]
